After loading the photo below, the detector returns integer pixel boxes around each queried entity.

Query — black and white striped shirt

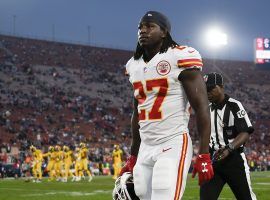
[209,94,254,151]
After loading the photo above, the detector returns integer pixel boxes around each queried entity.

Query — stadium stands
[0,34,269,177]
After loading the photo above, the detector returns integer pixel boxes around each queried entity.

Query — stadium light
[205,27,227,48]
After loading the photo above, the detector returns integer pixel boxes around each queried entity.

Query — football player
[79,142,93,182]
[121,11,213,199]
[62,145,73,182]
[54,145,64,181]
[112,144,123,179]
[72,147,82,182]
[30,145,43,182]
[43,146,56,181]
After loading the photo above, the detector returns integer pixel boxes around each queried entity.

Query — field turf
[0,171,269,200]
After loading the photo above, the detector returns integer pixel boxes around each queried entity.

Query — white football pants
[133,133,193,200]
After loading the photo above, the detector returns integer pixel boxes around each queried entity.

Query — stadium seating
[0,34,269,173]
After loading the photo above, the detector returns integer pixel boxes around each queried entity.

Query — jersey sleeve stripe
[178,61,203,66]
[177,59,203,68]
[178,62,203,68]
[178,58,202,63]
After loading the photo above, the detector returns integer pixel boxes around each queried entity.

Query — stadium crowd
[0,34,269,178]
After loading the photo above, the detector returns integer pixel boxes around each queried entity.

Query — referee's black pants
[200,151,257,200]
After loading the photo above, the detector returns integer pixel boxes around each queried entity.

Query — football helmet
[80,142,86,148]
[48,146,54,152]
[30,145,36,152]
[55,145,61,151]
[112,172,139,200]
[63,145,70,152]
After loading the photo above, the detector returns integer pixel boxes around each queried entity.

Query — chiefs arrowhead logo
[156,60,171,76]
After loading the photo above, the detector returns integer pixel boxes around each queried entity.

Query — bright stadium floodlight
[205,27,228,48]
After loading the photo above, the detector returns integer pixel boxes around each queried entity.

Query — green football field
[0,171,269,200]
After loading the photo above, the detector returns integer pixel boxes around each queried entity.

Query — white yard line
[20,190,111,197]
[255,182,270,185]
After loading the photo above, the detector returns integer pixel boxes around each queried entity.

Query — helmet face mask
[112,172,139,200]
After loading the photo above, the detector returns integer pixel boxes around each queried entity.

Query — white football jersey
[126,46,203,145]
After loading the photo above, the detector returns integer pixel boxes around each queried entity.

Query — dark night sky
[0,0,269,61]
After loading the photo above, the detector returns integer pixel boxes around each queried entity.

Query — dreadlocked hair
[134,32,179,60]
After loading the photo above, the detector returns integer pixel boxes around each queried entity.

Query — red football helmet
[112,172,140,200]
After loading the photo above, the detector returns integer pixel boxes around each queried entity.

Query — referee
[200,72,257,200]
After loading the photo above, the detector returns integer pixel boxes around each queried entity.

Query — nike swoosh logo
[162,147,172,152]
[188,50,195,53]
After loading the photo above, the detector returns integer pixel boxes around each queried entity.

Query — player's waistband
[141,131,189,146]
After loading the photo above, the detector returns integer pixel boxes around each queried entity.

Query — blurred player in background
[72,147,82,182]
[30,145,43,182]
[79,142,93,182]
[121,11,213,199]
[43,146,56,181]
[112,144,123,179]
[54,145,64,181]
[62,145,73,182]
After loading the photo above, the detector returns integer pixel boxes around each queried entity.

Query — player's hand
[192,153,214,185]
[120,155,137,176]
[213,147,230,161]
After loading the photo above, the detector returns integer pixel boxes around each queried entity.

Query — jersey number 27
[133,78,168,121]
